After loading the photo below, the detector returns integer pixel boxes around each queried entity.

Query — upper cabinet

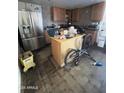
[72,8,80,22]
[91,2,105,21]
[52,7,66,22]
[52,7,80,22]
[66,9,72,22]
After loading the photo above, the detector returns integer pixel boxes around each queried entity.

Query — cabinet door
[72,8,80,22]
[91,2,105,21]
[60,8,66,21]
[52,7,66,22]
[86,31,97,45]
[66,9,72,21]
[52,7,59,21]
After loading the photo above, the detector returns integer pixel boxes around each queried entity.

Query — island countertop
[50,34,85,43]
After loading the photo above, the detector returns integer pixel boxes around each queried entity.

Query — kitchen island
[51,34,85,67]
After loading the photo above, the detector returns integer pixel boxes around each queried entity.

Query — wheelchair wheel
[64,49,79,66]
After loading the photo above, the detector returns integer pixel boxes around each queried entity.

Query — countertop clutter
[54,26,78,40]
[45,24,99,46]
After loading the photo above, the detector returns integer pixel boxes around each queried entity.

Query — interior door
[30,11,43,36]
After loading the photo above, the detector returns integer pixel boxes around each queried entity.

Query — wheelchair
[64,33,103,67]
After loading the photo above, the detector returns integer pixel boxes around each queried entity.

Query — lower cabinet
[91,2,105,21]
[85,30,97,45]
[72,8,80,22]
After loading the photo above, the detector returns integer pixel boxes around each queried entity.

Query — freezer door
[22,37,39,51]
[30,11,44,36]
[22,36,45,51]
[18,11,35,38]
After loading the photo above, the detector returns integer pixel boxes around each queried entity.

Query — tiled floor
[20,46,106,93]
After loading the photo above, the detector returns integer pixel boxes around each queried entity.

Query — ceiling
[20,0,105,9]
[50,0,105,8]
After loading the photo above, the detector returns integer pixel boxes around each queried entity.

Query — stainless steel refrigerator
[18,10,45,51]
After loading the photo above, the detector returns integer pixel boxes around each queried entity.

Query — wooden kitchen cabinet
[51,34,85,67]
[85,30,97,45]
[72,8,80,22]
[66,9,72,21]
[91,2,105,21]
[52,7,80,22]
[52,7,66,22]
